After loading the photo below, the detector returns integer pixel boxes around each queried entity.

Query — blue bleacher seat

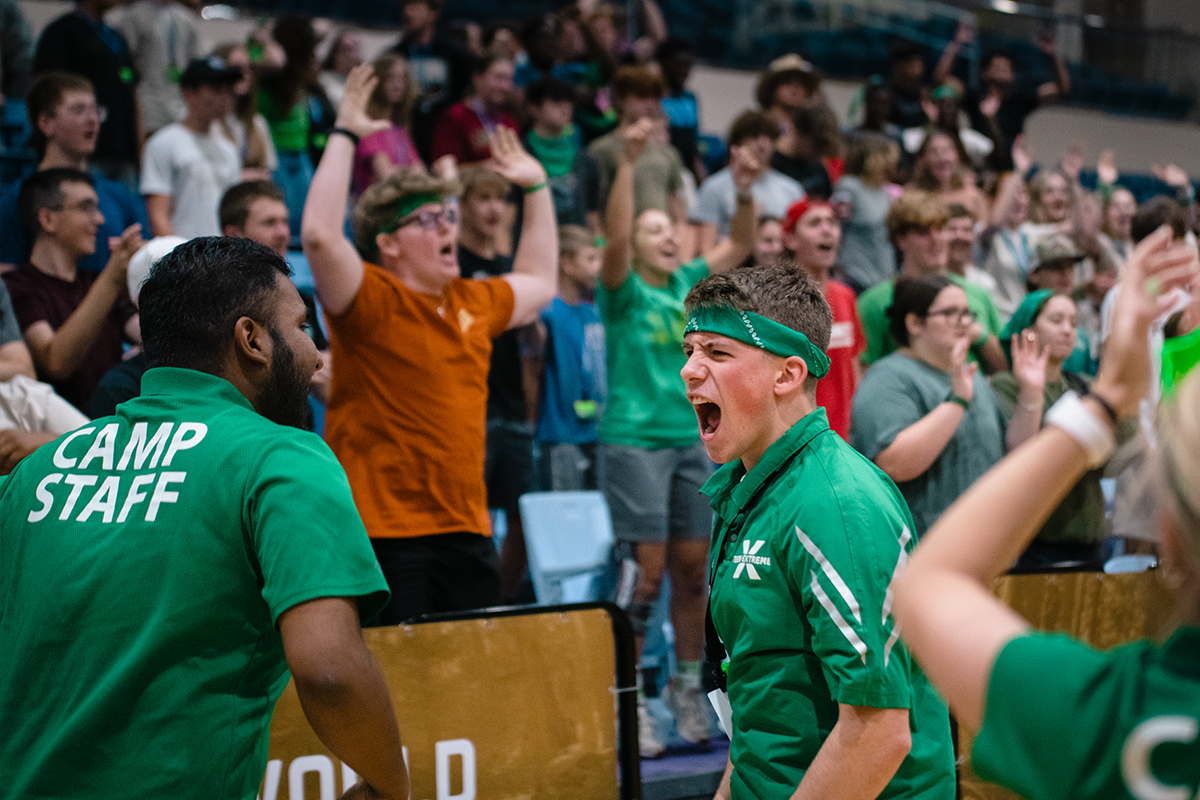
[519,491,615,605]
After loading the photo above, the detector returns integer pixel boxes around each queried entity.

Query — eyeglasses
[54,199,102,215]
[383,200,459,233]
[60,102,108,123]
[925,306,977,324]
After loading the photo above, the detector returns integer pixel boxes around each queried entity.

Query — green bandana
[381,192,445,234]
[685,306,831,378]
[1162,325,1200,398]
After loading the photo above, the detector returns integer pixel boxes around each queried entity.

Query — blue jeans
[273,149,314,248]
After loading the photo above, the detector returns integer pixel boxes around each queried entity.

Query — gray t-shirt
[831,175,894,291]
[588,130,684,219]
[850,352,1005,534]
[116,1,204,134]
[690,167,805,237]
[0,281,21,346]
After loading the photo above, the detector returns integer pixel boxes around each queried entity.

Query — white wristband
[1043,390,1115,469]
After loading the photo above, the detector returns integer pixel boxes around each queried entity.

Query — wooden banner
[263,607,622,800]
[958,570,1175,800]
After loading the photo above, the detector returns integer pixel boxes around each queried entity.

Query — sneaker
[638,698,665,758]
[666,683,714,744]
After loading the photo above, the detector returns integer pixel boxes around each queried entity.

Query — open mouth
[695,402,721,440]
[816,243,835,253]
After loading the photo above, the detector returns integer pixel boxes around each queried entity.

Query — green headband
[381,191,446,234]
[685,306,831,378]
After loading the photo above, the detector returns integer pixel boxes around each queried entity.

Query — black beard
[259,328,314,430]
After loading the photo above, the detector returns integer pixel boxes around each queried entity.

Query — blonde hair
[886,190,950,243]
[910,131,969,193]
[558,224,594,257]
[1027,170,1072,224]
[352,168,460,261]
[1152,371,1200,572]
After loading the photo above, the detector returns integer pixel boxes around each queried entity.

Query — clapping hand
[335,64,390,141]
[1096,150,1118,186]
[1060,141,1085,183]
[949,335,978,403]
[619,117,653,165]
[729,144,763,193]
[1012,135,1033,176]
[1151,162,1190,189]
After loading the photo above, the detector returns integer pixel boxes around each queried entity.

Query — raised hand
[950,335,978,403]
[1151,162,1190,189]
[431,154,458,182]
[105,223,145,281]
[1094,226,1200,416]
[1096,150,1118,186]
[334,63,391,140]
[1035,30,1058,57]
[486,125,547,189]
[729,144,763,192]
[619,117,653,165]
[1060,141,1085,183]
[1011,330,1049,397]
[979,92,1001,120]
[1012,135,1032,175]
[954,17,976,46]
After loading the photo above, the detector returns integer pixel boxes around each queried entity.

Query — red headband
[783,198,833,234]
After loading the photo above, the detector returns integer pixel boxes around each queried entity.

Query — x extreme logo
[732,540,771,580]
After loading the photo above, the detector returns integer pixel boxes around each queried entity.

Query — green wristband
[945,392,970,410]
[524,181,548,195]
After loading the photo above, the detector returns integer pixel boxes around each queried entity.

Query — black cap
[179,57,242,89]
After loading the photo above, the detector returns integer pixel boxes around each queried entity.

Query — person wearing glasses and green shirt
[301,65,558,625]
[851,274,1030,535]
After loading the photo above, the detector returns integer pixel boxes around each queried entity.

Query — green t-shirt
[596,257,709,448]
[851,352,1006,534]
[989,371,1106,545]
[973,628,1200,800]
[0,368,388,799]
[704,409,956,800]
[258,85,310,153]
[857,274,1004,366]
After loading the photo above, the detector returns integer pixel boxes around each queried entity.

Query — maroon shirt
[3,264,133,411]
[431,100,518,165]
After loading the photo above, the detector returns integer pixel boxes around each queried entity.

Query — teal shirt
[974,628,1200,800]
[851,352,1006,534]
[857,274,1004,366]
[705,409,956,800]
[0,368,388,799]
[596,257,709,448]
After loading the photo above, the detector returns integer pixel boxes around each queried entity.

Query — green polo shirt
[703,408,956,800]
[974,628,1200,800]
[0,368,388,799]
[596,257,709,448]
[857,274,1004,366]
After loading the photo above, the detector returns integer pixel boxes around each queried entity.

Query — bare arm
[23,225,142,381]
[370,151,399,184]
[145,194,173,237]
[703,146,758,275]
[492,127,557,329]
[1035,32,1070,101]
[693,222,718,255]
[790,705,911,800]
[933,18,973,85]
[600,120,652,292]
[0,339,35,381]
[280,597,409,800]
[893,227,1198,729]
[712,755,733,800]
[0,430,57,475]
[302,65,389,317]
[977,334,1008,375]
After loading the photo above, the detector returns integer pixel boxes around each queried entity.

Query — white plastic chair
[518,491,615,604]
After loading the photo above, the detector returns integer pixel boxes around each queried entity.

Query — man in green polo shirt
[0,237,409,800]
[681,262,955,800]
[858,190,1006,373]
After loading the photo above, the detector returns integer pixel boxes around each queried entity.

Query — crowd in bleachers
[1,0,1199,762]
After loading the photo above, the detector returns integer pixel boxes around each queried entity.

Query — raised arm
[280,597,409,800]
[892,226,1198,729]
[488,126,557,329]
[600,119,652,291]
[933,18,974,86]
[1035,32,1070,102]
[702,146,758,274]
[22,224,141,382]
[988,138,1031,229]
[301,65,390,317]
[872,337,975,482]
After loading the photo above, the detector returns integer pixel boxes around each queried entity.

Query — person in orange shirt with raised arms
[302,65,557,625]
